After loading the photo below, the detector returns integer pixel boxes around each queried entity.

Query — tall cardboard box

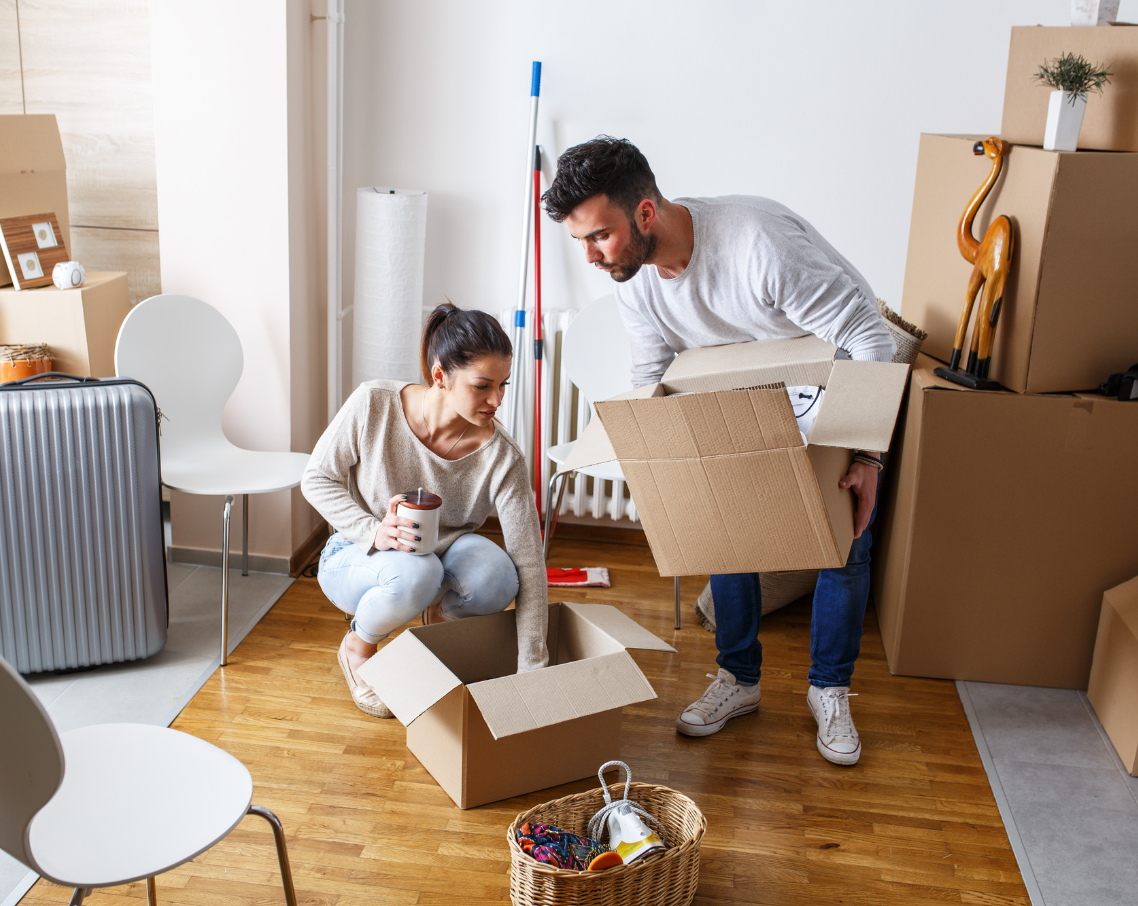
[901,133,1138,394]
[564,336,909,576]
[1087,576,1138,775]
[0,115,71,288]
[358,602,675,809]
[873,355,1138,689]
[1002,25,1138,153]
[0,272,131,377]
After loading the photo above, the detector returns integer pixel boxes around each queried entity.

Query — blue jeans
[317,531,519,644]
[710,484,879,689]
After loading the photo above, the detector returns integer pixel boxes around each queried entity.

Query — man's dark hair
[542,136,662,223]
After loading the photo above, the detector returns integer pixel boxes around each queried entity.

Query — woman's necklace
[422,387,467,458]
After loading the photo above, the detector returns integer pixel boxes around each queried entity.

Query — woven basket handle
[597,760,631,806]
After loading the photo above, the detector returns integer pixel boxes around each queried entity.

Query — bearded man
[542,136,895,766]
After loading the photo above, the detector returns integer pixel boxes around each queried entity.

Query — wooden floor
[23,528,1029,906]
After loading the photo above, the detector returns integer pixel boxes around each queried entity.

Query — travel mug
[396,489,442,556]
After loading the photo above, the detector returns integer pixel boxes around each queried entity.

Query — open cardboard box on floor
[0,115,71,289]
[357,602,675,809]
[1002,25,1138,153]
[563,335,909,576]
[1088,576,1138,776]
[901,133,1138,395]
[873,355,1138,689]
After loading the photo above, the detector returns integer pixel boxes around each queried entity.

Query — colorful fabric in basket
[516,822,609,871]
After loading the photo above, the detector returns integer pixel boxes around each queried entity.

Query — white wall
[150,0,321,562]
[342,0,1090,375]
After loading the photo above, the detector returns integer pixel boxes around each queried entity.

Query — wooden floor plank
[18,530,1027,905]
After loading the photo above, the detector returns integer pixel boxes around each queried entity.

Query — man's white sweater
[614,196,896,387]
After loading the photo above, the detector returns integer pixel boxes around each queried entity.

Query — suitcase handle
[12,372,101,385]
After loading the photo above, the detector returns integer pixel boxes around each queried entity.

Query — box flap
[597,386,802,461]
[1105,576,1138,639]
[563,602,677,652]
[807,360,910,451]
[0,115,67,174]
[661,335,837,393]
[561,384,662,472]
[357,630,462,727]
[465,650,656,740]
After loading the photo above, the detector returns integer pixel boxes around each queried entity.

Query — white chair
[0,655,298,906]
[115,295,311,665]
[544,294,682,629]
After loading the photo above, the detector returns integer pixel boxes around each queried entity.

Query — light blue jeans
[317,531,520,644]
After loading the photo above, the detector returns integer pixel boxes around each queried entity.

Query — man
[542,136,895,766]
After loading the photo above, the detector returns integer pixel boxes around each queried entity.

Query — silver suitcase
[0,373,168,673]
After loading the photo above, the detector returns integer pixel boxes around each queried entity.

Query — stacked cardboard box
[0,116,131,378]
[876,27,1138,687]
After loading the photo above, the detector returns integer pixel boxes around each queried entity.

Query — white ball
[52,261,86,289]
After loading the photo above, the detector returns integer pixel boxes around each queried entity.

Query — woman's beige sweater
[301,381,549,673]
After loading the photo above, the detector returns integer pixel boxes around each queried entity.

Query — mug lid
[398,491,442,510]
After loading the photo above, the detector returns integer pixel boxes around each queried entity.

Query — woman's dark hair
[420,301,512,384]
[542,136,662,223]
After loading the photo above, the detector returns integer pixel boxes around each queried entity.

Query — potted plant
[1034,52,1112,151]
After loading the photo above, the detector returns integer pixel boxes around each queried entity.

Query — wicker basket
[507,782,705,906]
[878,299,927,367]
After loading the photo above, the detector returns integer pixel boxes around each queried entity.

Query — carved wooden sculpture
[935,137,1014,390]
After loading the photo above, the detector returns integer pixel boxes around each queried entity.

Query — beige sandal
[337,633,392,719]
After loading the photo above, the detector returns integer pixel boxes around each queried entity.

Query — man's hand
[839,460,879,539]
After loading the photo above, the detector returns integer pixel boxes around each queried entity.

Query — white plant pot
[1043,90,1087,152]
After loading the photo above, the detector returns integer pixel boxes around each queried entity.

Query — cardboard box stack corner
[872,355,1138,688]
[876,25,1138,687]
[1087,575,1138,775]
[357,602,676,810]
[0,115,131,377]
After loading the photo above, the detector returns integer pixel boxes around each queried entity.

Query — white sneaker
[675,668,761,737]
[807,685,861,765]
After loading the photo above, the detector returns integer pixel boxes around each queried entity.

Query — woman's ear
[431,363,446,388]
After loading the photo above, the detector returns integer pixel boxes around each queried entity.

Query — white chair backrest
[0,656,63,871]
[561,294,634,406]
[115,295,244,455]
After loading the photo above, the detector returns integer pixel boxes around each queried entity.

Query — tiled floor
[959,681,1138,906]
[0,563,292,906]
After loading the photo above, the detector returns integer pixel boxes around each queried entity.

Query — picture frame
[0,212,69,290]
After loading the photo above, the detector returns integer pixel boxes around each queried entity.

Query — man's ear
[636,198,658,233]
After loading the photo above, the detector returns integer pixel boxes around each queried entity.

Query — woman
[302,303,548,718]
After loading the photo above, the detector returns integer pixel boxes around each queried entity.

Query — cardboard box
[0,116,71,288]
[873,355,1138,689]
[901,133,1138,395]
[563,335,909,576]
[0,272,131,377]
[357,602,675,809]
[1087,576,1138,775]
[1002,25,1138,153]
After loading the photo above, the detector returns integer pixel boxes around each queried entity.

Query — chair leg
[67,888,88,906]
[146,877,157,906]
[221,495,234,667]
[242,493,249,577]
[543,471,570,563]
[674,576,681,631]
[248,805,298,906]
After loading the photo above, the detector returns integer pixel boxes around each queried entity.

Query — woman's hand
[373,494,422,552]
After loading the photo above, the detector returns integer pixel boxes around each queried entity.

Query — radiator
[499,307,638,526]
